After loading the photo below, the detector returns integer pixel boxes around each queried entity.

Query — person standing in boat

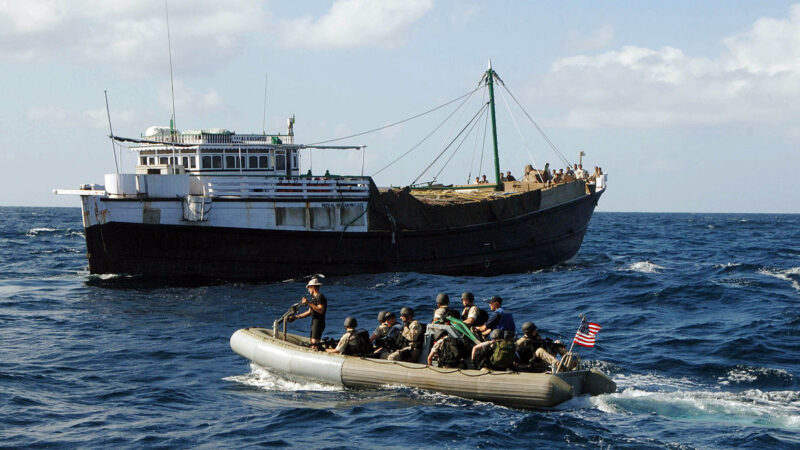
[289,277,327,350]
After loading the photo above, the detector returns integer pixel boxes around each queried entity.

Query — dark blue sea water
[1,207,799,448]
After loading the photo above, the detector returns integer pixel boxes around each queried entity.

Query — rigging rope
[411,102,489,186]
[497,86,540,173]
[433,104,488,182]
[467,88,488,183]
[307,86,484,146]
[372,86,483,177]
[496,79,571,168]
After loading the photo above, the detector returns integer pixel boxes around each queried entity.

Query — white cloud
[526,5,800,130]
[158,81,223,118]
[0,0,265,74]
[564,24,614,53]
[277,0,433,49]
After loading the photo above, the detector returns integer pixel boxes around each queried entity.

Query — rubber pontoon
[230,327,616,409]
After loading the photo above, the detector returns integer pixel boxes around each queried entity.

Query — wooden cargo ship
[55,65,606,280]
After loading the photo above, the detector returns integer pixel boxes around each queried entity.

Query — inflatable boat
[230,326,616,409]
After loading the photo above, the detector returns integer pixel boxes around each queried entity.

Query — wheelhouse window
[248,154,273,169]
[201,155,222,169]
[225,155,244,169]
[275,151,286,171]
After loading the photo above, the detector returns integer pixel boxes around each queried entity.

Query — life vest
[490,339,516,371]
[343,329,372,356]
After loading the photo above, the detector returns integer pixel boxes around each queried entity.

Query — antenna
[165,0,177,174]
[104,90,120,174]
[262,73,268,134]
[165,0,177,134]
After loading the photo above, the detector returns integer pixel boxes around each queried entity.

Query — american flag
[573,320,602,348]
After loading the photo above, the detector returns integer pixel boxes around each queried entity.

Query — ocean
[1,207,798,448]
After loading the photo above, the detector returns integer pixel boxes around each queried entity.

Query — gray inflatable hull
[230,327,615,409]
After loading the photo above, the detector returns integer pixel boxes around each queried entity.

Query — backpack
[344,329,372,356]
[490,339,516,371]
[437,337,463,368]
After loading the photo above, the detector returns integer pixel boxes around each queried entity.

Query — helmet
[461,292,474,302]
[377,311,387,322]
[489,329,503,341]
[400,306,414,318]
[522,322,537,333]
[383,311,396,321]
[435,292,450,306]
[343,317,358,328]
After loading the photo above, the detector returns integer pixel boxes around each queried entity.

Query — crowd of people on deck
[472,164,604,188]
[286,278,579,373]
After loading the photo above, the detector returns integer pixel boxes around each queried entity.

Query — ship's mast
[486,60,502,191]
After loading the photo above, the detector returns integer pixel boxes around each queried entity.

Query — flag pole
[555,315,584,373]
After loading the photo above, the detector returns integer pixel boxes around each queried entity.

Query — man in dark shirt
[290,277,327,350]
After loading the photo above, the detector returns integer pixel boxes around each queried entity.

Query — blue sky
[1,1,799,213]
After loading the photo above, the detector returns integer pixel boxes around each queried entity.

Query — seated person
[516,322,578,371]
[505,171,516,181]
[432,293,456,324]
[326,317,371,356]
[369,311,388,344]
[387,307,424,362]
[373,312,401,359]
[476,296,515,337]
[460,292,489,333]
[471,329,516,371]
[426,329,464,368]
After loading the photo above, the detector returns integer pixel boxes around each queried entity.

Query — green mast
[486,60,502,191]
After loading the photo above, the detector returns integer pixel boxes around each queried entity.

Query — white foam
[594,386,800,429]
[713,262,741,269]
[223,363,343,392]
[626,261,665,273]
[25,227,58,236]
[758,267,800,292]
[717,366,793,386]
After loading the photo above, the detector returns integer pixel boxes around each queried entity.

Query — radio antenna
[262,73,268,134]
[165,0,177,134]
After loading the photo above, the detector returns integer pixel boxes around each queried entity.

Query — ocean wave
[594,386,800,430]
[717,365,795,386]
[757,267,800,292]
[25,227,59,237]
[625,261,665,273]
[222,363,343,392]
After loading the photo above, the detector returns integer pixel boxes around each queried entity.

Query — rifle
[273,301,303,341]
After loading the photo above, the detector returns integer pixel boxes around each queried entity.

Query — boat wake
[223,363,343,392]
[625,261,665,273]
[595,372,800,430]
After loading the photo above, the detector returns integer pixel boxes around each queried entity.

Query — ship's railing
[141,134,294,145]
[205,176,370,199]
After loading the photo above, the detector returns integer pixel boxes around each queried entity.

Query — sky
[1,0,799,213]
